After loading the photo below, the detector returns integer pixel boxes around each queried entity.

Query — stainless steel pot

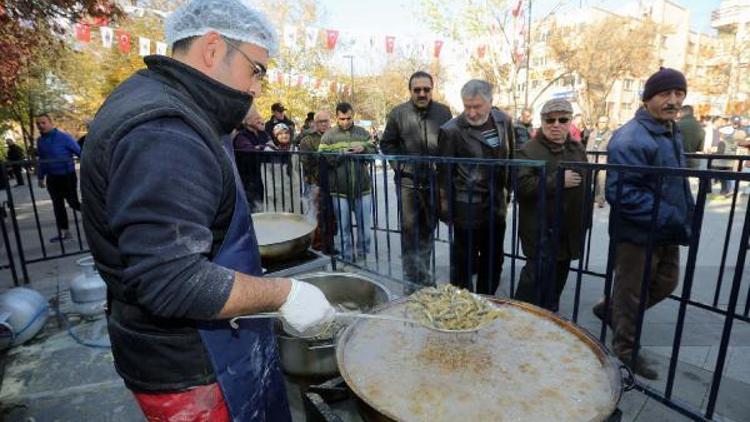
[252,212,316,261]
[276,272,392,378]
[336,296,634,422]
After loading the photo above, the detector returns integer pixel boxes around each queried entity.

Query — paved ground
[0,169,749,421]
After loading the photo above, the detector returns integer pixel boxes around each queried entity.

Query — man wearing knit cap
[592,67,695,380]
[80,1,335,420]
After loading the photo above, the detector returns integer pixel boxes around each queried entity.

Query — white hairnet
[165,0,279,56]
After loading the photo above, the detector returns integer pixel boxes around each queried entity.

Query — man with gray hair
[437,79,515,295]
[80,1,334,420]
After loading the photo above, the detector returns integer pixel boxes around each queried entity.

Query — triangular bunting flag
[325,29,339,50]
[116,29,131,53]
[100,26,114,48]
[139,37,151,56]
[305,28,319,49]
[434,40,444,58]
[283,25,297,47]
[385,36,396,54]
[74,23,91,43]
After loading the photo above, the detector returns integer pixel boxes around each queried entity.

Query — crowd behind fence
[1,152,750,420]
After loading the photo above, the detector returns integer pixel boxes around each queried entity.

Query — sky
[317,0,724,36]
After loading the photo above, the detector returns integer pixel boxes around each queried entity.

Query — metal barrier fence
[1,149,749,420]
[0,158,87,286]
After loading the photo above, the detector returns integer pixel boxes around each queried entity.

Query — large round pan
[336,296,632,422]
[252,213,316,261]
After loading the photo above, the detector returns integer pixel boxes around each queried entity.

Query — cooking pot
[336,296,634,422]
[252,212,316,261]
[276,272,392,379]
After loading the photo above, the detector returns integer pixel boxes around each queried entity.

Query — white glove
[278,279,335,337]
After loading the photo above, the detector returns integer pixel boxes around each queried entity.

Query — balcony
[711,3,750,29]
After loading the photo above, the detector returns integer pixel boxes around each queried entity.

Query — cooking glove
[279,278,336,338]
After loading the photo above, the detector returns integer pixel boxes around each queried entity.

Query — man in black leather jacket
[381,71,452,294]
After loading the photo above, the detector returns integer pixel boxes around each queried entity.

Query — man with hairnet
[80,1,334,420]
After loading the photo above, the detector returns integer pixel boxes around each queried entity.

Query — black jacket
[380,100,452,187]
[81,56,249,392]
[437,108,515,227]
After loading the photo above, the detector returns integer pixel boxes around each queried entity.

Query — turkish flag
[74,23,91,43]
[325,30,339,50]
[116,29,131,53]
[434,40,444,59]
[512,0,524,18]
[477,45,487,59]
[385,36,396,54]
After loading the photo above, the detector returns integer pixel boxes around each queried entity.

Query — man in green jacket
[318,102,377,260]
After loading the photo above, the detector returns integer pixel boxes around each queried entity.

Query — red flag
[385,36,396,54]
[296,75,304,87]
[315,79,322,89]
[434,40,444,59]
[74,23,91,43]
[116,29,131,53]
[275,71,284,84]
[477,45,487,59]
[512,0,524,18]
[325,29,340,50]
[91,16,110,27]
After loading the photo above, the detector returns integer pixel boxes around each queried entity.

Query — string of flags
[71,3,529,93]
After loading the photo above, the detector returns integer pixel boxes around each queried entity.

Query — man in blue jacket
[35,114,81,242]
[595,68,695,380]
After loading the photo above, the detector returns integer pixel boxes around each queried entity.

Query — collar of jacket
[40,128,59,141]
[635,107,674,136]
[410,99,433,114]
[456,108,506,129]
[539,136,570,154]
[143,55,251,135]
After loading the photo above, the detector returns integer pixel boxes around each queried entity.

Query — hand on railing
[564,170,582,189]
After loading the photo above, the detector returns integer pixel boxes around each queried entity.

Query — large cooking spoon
[229,311,418,330]
[229,311,491,335]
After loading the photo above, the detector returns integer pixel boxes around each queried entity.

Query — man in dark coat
[6,138,26,186]
[514,99,588,311]
[677,105,705,169]
[594,68,695,380]
[514,107,534,149]
[437,79,515,295]
[380,71,452,293]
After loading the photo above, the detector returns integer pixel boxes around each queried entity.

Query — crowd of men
[235,66,704,381]
[0,0,747,417]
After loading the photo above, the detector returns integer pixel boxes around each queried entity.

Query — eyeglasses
[223,38,267,81]
[412,87,432,94]
[544,117,571,125]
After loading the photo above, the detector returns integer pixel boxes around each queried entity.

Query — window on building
[623,79,634,91]
[532,80,540,89]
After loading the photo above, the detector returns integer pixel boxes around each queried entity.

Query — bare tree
[546,15,661,120]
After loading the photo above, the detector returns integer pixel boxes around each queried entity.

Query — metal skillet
[252,212,315,261]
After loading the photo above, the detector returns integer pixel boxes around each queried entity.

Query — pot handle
[308,343,336,351]
[620,364,636,391]
[0,312,15,340]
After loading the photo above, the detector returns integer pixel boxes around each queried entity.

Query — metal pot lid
[252,213,315,246]
[336,297,620,422]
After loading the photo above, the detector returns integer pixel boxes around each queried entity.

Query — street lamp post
[343,55,354,100]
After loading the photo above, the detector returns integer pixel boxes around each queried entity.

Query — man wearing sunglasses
[80,1,335,420]
[594,67,695,380]
[514,99,588,312]
[381,71,452,294]
[437,79,515,296]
